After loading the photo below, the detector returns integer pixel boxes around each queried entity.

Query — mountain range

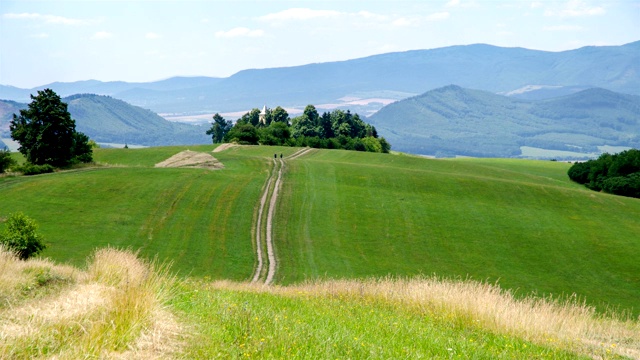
[369,85,640,158]
[1,41,638,116]
[0,95,209,148]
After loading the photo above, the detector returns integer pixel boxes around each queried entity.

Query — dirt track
[251,148,311,285]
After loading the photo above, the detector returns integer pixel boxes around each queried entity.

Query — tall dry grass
[217,277,640,358]
[0,247,182,359]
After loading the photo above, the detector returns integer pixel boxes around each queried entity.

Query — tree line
[206,105,391,153]
[568,149,640,198]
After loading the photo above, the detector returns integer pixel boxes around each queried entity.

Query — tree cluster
[208,105,390,153]
[568,149,640,198]
[10,89,93,168]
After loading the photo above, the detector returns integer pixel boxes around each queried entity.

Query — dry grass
[0,247,183,359]
[154,150,223,169]
[214,277,640,359]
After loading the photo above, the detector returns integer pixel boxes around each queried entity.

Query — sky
[1,0,638,88]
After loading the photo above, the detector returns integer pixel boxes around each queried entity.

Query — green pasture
[1,145,639,316]
[276,150,640,315]
[174,282,585,359]
[0,145,296,279]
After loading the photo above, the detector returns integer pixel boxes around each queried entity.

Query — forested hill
[0,99,27,149]
[368,86,640,158]
[0,95,209,147]
[64,94,209,146]
[0,42,638,114]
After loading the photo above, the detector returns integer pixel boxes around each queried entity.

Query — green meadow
[1,145,639,317]
[0,145,295,279]
[277,150,640,315]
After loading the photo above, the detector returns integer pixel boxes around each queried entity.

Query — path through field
[251,148,312,284]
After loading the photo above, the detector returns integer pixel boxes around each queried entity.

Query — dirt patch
[155,150,223,169]
[212,143,238,153]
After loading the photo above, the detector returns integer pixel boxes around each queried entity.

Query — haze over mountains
[1,41,638,116]
[1,41,639,157]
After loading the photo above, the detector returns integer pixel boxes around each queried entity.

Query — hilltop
[368,85,640,158]
[1,41,638,115]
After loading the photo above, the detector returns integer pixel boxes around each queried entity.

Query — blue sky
[1,0,638,88]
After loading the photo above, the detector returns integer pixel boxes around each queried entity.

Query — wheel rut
[251,148,313,285]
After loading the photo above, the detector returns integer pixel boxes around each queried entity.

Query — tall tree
[237,108,261,127]
[10,89,92,167]
[270,106,290,124]
[303,105,319,126]
[206,113,233,143]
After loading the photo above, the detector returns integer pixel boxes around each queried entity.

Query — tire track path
[251,148,313,284]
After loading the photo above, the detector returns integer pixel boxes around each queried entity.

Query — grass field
[276,150,640,315]
[4,248,636,359]
[1,145,639,318]
[0,145,296,279]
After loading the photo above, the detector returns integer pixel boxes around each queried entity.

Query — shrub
[14,163,55,176]
[0,212,46,260]
[0,147,16,173]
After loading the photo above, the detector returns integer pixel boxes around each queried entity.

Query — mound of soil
[155,150,223,169]
[212,143,238,153]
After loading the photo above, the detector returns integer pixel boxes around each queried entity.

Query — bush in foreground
[0,212,46,260]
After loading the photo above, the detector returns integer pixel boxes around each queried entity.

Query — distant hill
[368,86,640,158]
[1,42,638,114]
[0,100,26,147]
[0,95,210,147]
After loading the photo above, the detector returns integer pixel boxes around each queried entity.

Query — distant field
[276,150,640,315]
[1,145,639,317]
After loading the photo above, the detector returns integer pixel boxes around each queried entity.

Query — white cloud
[544,0,605,17]
[444,0,478,8]
[391,17,416,27]
[3,12,93,25]
[530,2,543,9]
[92,31,113,40]
[215,27,264,38]
[543,24,583,31]
[427,12,451,21]
[29,33,50,39]
[259,8,343,22]
[145,32,161,39]
[357,10,388,21]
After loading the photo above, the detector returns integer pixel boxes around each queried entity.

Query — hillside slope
[368,86,640,157]
[1,146,639,317]
[1,42,638,114]
[0,95,210,147]
[64,94,210,146]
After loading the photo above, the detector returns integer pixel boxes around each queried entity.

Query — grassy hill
[1,145,639,319]
[2,145,640,357]
[368,86,640,158]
